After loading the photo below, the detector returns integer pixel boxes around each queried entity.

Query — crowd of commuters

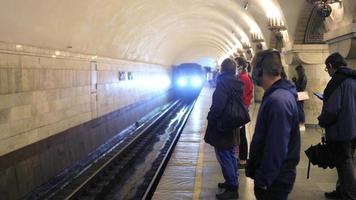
[205,50,356,200]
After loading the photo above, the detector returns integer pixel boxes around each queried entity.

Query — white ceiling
[0,0,341,65]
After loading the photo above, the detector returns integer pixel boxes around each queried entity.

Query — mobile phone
[313,92,323,100]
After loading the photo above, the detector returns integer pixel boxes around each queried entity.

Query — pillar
[285,44,330,125]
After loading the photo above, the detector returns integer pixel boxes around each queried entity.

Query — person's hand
[292,77,297,83]
[254,185,267,198]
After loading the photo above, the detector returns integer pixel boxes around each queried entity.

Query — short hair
[252,49,282,76]
[295,65,305,74]
[325,52,347,69]
[221,58,237,74]
[235,57,248,70]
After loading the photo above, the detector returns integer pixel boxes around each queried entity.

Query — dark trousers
[239,126,248,160]
[335,146,356,200]
[215,147,239,187]
[254,177,295,200]
[297,101,305,123]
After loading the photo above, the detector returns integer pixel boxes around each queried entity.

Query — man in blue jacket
[246,49,301,200]
[318,52,356,200]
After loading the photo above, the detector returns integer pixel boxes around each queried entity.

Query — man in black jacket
[292,65,307,125]
[205,58,244,200]
[246,49,301,200]
[318,53,356,200]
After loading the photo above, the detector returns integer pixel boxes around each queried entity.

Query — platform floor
[152,87,337,200]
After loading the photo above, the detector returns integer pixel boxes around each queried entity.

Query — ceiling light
[244,1,249,10]
[15,45,23,51]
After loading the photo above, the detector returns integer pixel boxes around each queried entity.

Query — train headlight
[177,77,188,87]
[191,76,203,88]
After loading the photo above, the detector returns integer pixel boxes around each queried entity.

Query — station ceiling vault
[0,0,352,65]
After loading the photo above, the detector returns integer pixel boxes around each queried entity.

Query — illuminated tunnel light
[191,76,203,88]
[177,77,188,87]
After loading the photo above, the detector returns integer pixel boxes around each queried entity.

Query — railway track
[28,99,195,200]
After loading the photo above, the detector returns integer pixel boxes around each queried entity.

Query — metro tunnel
[1,0,356,199]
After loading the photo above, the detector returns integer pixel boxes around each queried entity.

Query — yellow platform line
[192,132,206,200]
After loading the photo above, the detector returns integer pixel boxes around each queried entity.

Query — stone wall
[285,44,330,125]
[0,42,171,157]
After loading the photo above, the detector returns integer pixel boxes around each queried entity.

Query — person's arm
[207,81,229,121]
[254,97,292,188]
[318,87,342,127]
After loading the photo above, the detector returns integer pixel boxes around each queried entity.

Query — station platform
[152,86,337,200]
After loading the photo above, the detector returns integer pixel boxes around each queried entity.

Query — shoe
[218,182,229,189]
[324,190,341,199]
[216,189,239,200]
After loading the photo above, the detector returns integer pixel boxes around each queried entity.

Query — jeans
[239,126,248,161]
[215,146,238,188]
[335,146,356,200]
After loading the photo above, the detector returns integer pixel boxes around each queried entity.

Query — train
[172,63,206,99]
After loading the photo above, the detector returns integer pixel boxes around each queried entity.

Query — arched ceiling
[0,0,309,65]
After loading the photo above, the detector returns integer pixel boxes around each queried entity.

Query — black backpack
[219,89,250,130]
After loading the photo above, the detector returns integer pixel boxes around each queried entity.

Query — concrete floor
[152,87,337,200]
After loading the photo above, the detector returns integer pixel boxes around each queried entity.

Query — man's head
[251,49,282,90]
[295,65,305,77]
[221,58,237,74]
[235,57,248,73]
[324,52,347,77]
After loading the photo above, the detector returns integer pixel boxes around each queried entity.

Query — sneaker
[218,182,229,189]
[216,189,239,200]
[324,190,341,199]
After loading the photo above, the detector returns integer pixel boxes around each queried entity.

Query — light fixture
[306,0,342,19]
[244,1,249,10]
[267,17,286,32]
[251,32,264,43]
[15,45,23,51]
[52,55,56,58]
[55,50,60,56]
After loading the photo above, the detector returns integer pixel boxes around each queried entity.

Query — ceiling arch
[0,0,311,65]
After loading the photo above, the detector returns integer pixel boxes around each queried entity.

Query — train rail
[28,99,195,200]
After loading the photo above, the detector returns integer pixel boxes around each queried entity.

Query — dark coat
[318,67,356,142]
[247,79,301,188]
[204,72,244,149]
[295,74,307,92]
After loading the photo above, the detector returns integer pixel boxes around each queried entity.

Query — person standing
[292,65,308,127]
[204,58,244,200]
[246,49,301,200]
[235,57,253,168]
[318,52,356,200]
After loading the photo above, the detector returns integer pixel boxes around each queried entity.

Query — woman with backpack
[204,58,245,200]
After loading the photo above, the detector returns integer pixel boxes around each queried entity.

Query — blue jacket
[318,67,356,141]
[247,79,301,188]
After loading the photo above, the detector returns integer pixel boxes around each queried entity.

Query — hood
[263,79,298,100]
[218,72,244,91]
[335,67,356,79]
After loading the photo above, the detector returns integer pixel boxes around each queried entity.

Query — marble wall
[0,42,171,157]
